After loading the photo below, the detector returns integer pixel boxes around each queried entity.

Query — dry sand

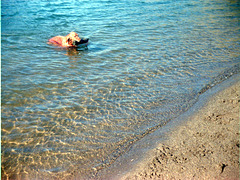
[123,77,239,179]
[97,74,239,180]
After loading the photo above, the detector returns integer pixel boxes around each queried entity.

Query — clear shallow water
[1,0,239,179]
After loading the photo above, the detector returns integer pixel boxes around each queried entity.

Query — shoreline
[96,74,239,180]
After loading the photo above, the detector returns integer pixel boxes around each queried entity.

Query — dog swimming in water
[48,32,89,48]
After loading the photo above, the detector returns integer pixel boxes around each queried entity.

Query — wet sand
[97,74,239,180]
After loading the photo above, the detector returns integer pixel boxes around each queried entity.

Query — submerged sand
[97,75,239,180]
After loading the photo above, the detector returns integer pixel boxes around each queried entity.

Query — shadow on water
[50,42,110,61]
[66,46,88,56]
[48,45,89,59]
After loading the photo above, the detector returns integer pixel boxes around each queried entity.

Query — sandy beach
[97,74,239,180]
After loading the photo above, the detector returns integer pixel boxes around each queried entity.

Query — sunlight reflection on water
[1,0,240,179]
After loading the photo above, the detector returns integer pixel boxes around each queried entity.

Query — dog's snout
[82,38,89,43]
[79,38,89,44]
[72,37,89,46]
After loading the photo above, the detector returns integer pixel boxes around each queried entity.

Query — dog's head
[66,32,89,47]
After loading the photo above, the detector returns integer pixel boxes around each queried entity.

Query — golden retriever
[48,32,89,47]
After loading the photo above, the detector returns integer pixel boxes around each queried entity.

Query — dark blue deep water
[1,0,239,179]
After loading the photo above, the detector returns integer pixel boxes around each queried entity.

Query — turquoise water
[1,0,239,179]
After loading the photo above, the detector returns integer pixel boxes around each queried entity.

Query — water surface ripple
[1,0,239,179]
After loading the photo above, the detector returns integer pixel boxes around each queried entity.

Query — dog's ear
[67,38,73,45]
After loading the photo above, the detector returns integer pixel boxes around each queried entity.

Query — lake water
[1,0,239,179]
